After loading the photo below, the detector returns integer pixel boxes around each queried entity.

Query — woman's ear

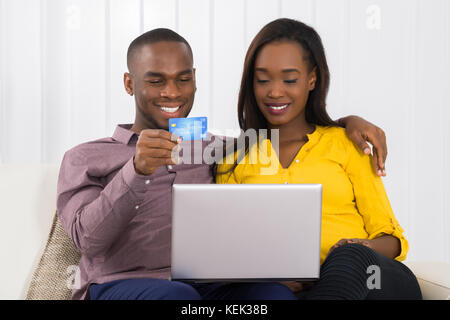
[123,72,134,96]
[308,67,317,91]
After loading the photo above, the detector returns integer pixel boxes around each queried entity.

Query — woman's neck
[268,115,315,144]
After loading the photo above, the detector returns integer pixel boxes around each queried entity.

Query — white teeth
[160,106,181,113]
[269,104,288,110]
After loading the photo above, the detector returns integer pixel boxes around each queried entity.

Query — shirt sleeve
[343,137,409,261]
[56,149,151,258]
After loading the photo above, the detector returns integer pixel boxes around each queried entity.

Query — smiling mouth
[267,104,289,110]
[155,103,185,114]
[159,105,181,113]
[265,103,291,112]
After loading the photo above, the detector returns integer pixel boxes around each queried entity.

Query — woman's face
[253,40,316,127]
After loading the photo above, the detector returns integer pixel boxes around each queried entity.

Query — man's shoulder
[65,136,115,154]
[63,136,126,166]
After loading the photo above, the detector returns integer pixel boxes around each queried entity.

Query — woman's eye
[179,78,192,82]
[284,79,298,84]
[256,79,269,83]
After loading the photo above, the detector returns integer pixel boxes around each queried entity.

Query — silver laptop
[170,184,322,282]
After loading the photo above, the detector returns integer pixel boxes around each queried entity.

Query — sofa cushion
[26,212,81,300]
[404,261,450,300]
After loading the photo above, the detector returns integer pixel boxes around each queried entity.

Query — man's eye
[149,80,163,84]
[179,78,192,82]
[284,79,298,84]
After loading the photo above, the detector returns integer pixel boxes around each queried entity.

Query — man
[57,28,388,300]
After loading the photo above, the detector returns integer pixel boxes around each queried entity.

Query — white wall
[0,0,449,264]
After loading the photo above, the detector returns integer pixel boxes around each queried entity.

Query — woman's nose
[268,83,284,99]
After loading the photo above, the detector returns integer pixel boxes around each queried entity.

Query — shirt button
[145,179,150,185]
[135,205,140,210]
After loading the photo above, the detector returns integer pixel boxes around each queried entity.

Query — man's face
[125,41,196,130]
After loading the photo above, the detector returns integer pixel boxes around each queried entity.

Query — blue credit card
[169,117,207,140]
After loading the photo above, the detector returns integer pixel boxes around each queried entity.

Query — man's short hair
[127,28,193,71]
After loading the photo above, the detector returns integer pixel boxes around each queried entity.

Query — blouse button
[295,159,300,163]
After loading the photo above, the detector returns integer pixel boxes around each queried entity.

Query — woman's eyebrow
[255,67,268,73]
[281,68,300,73]
[254,67,300,73]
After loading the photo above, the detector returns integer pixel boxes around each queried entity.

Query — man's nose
[161,80,181,99]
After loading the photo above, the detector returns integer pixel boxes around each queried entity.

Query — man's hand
[280,281,305,293]
[280,281,316,293]
[338,115,387,177]
[133,129,182,176]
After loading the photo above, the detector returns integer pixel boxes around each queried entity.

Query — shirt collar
[261,124,325,154]
[113,124,138,145]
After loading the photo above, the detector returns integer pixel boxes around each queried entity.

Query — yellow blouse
[216,125,408,263]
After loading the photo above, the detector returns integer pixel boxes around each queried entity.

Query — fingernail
[377,169,382,176]
[364,148,370,155]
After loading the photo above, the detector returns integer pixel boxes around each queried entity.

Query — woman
[216,18,421,300]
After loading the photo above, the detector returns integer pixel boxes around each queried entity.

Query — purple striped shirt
[57,124,215,299]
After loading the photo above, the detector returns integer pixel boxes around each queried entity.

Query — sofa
[1,164,449,300]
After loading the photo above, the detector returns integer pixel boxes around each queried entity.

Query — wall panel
[107,0,140,135]
[410,0,447,262]
[177,0,212,120]
[2,0,42,163]
[0,0,449,263]
[210,0,245,131]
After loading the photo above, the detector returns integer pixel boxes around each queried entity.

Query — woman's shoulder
[315,125,360,154]
[316,125,371,169]
[316,125,350,143]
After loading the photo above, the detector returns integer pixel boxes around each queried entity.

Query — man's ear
[308,66,317,91]
[124,72,134,96]
[193,68,197,92]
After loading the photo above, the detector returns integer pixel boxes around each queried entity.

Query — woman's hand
[326,235,401,261]
[325,238,373,261]
[338,115,387,177]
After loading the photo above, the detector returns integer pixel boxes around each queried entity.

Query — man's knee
[152,281,201,300]
[91,278,202,300]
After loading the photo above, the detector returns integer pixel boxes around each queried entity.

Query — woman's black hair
[214,18,338,178]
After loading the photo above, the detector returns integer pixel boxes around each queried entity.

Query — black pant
[297,243,422,300]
